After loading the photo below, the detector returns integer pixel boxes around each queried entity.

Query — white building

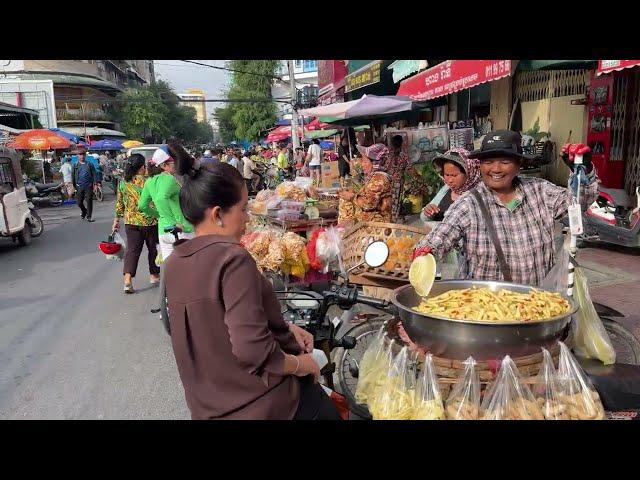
[271,60,318,120]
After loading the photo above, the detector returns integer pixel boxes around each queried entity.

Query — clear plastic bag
[531,349,567,420]
[412,354,445,420]
[555,342,606,420]
[481,356,545,420]
[316,226,345,274]
[445,357,481,420]
[354,330,393,405]
[571,268,616,365]
[369,346,416,420]
[541,234,570,293]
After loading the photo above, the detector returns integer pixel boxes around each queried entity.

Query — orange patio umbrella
[8,129,72,150]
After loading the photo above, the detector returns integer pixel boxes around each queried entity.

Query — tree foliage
[226,60,279,141]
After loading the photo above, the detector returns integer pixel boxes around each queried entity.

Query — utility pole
[287,60,300,150]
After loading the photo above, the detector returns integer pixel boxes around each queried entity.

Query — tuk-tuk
[0,146,43,246]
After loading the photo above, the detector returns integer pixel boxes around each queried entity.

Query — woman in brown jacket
[164,159,341,420]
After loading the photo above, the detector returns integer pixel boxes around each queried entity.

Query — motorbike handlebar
[356,295,392,311]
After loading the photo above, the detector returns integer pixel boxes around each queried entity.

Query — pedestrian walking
[72,147,97,222]
[112,154,160,294]
[306,138,323,186]
[60,156,75,200]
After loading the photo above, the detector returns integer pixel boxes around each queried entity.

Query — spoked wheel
[94,185,104,202]
[333,316,389,419]
[602,318,640,365]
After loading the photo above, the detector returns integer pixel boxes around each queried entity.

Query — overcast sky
[153,60,231,120]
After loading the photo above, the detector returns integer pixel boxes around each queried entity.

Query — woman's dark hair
[124,154,146,182]
[312,138,320,145]
[391,135,403,150]
[179,162,246,225]
[167,140,196,177]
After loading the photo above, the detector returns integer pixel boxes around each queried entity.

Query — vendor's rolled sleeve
[222,252,286,382]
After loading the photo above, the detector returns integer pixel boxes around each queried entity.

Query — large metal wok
[392,280,578,360]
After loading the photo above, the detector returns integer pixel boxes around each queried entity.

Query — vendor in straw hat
[413,130,599,286]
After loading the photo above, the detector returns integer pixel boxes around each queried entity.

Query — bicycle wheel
[29,209,44,237]
[333,316,389,419]
[602,318,640,365]
[95,185,104,202]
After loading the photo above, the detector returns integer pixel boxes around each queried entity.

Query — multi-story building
[177,89,207,123]
[271,60,318,121]
[0,60,155,138]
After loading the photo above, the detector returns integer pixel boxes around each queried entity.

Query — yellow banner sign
[345,61,382,93]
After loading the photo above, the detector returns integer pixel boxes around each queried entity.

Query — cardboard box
[321,161,340,189]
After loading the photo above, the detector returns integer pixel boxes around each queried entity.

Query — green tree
[215,105,237,143]
[226,60,279,141]
[116,86,170,142]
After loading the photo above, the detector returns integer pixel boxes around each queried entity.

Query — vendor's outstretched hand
[412,245,433,260]
[561,143,593,173]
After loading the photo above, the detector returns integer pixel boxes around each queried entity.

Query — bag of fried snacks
[481,356,545,420]
[412,354,445,420]
[531,349,567,420]
[445,357,481,420]
[370,346,416,420]
[354,329,393,405]
[555,342,606,420]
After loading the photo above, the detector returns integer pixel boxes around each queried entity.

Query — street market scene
[2,59,640,421]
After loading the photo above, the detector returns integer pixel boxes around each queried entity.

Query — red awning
[397,60,512,101]
[597,60,640,76]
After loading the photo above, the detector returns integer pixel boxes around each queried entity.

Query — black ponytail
[124,154,146,182]
[179,162,246,226]
[167,140,196,177]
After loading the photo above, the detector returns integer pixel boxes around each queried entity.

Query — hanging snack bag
[531,348,567,420]
[445,356,481,420]
[412,354,445,420]
[370,346,416,420]
[354,330,394,405]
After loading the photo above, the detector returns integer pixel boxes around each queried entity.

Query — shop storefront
[317,60,348,106]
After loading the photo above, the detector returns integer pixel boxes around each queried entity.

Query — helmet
[99,241,122,256]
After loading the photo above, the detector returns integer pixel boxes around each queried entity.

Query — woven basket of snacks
[342,222,429,281]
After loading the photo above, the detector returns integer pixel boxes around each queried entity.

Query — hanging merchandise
[445,356,481,419]
[369,346,417,420]
[448,127,474,151]
[412,354,445,420]
[355,334,395,406]
[531,349,567,420]
[480,356,545,420]
[555,342,606,420]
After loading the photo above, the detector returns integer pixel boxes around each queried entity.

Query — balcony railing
[56,109,111,121]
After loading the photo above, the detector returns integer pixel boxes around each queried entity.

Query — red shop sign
[397,60,512,101]
[597,60,640,75]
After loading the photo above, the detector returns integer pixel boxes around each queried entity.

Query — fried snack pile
[275,182,308,202]
[414,287,571,322]
[384,236,418,271]
[241,231,309,276]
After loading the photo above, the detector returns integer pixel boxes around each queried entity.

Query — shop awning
[397,60,512,101]
[388,60,428,83]
[597,60,640,76]
[299,95,413,120]
[62,126,126,137]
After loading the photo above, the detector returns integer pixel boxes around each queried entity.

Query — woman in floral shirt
[112,154,160,293]
[378,135,409,222]
[338,144,393,224]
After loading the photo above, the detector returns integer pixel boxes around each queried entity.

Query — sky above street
[153,60,230,120]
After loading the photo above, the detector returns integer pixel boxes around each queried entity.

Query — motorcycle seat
[578,358,640,411]
[34,182,62,190]
[599,187,631,208]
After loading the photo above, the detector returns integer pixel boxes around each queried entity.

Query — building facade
[0,60,155,137]
[271,60,318,120]
[178,89,207,123]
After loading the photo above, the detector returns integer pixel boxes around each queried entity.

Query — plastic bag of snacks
[445,357,481,420]
[411,354,445,420]
[354,329,393,405]
[481,356,545,420]
[369,346,417,420]
[554,342,606,420]
[531,349,567,420]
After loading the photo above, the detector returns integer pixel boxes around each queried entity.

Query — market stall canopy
[48,128,82,144]
[397,60,512,101]
[122,140,143,148]
[8,129,72,150]
[305,118,332,131]
[61,126,126,137]
[597,60,640,76]
[299,95,413,120]
[266,125,303,142]
[305,129,339,139]
[89,139,123,150]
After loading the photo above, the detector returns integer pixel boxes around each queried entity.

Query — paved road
[0,197,189,419]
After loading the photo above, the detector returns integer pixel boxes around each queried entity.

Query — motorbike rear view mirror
[364,241,390,268]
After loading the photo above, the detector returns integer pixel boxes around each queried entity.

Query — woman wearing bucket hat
[412,130,599,286]
[337,143,393,224]
[420,147,481,223]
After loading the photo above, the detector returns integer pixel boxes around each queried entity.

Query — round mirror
[364,240,390,268]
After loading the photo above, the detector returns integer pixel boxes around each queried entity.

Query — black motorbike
[23,176,65,207]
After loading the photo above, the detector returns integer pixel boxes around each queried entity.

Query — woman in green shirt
[113,154,160,293]
[138,144,194,261]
